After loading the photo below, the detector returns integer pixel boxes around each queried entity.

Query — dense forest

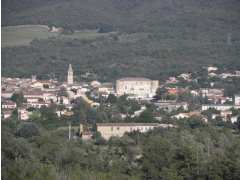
[2,0,240,81]
[2,115,240,180]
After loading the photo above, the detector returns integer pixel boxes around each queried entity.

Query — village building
[234,95,240,105]
[1,90,15,99]
[2,110,14,119]
[207,66,218,72]
[116,77,159,99]
[201,104,240,111]
[90,80,101,88]
[96,123,174,140]
[98,83,115,96]
[2,100,17,109]
[172,111,208,122]
[79,124,93,140]
[154,100,188,112]
[18,108,32,121]
[230,116,239,123]
[24,89,44,99]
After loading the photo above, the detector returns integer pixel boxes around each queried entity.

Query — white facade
[18,108,32,120]
[202,104,240,111]
[235,95,240,105]
[116,77,159,98]
[97,123,160,140]
[2,101,17,109]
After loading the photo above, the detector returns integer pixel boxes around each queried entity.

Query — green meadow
[2,25,115,47]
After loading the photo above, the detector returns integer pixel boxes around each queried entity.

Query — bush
[16,122,41,138]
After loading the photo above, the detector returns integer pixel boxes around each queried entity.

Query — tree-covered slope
[2,0,240,80]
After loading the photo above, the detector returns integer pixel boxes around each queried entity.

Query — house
[207,66,218,72]
[231,116,239,123]
[96,123,174,140]
[173,111,208,122]
[1,90,14,98]
[26,102,50,109]
[79,124,93,140]
[2,110,13,119]
[18,108,32,120]
[165,77,179,84]
[178,73,191,81]
[116,77,159,99]
[57,96,70,105]
[202,104,240,111]
[90,81,101,88]
[131,106,146,118]
[43,92,58,103]
[200,88,224,98]
[235,95,240,105]
[220,110,232,121]
[154,100,188,112]
[24,89,44,99]
[2,100,17,109]
[98,83,115,96]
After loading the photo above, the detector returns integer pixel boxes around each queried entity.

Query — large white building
[116,77,159,99]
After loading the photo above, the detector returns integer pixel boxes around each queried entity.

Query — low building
[18,108,32,120]
[1,90,14,98]
[96,123,174,140]
[2,100,17,109]
[202,104,240,111]
[235,95,240,105]
[116,77,159,99]
[98,83,115,95]
[172,111,207,122]
[231,116,239,123]
[2,110,13,119]
[200,88,224,99]
[24,89,44,99]
[154,100,188,112]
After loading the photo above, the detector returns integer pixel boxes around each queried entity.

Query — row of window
[110,126,153,131]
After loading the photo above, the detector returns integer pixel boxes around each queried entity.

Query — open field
[2,25,57,47]
[2,25,116,47]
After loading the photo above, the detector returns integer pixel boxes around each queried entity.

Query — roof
[24,90,43,96]
[117,77,151,82]
[2,100,16,105]
[96,123,159,127]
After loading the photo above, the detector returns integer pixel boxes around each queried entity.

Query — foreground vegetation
[2,115,240,180]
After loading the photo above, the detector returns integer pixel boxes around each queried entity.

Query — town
[2,64,240,140]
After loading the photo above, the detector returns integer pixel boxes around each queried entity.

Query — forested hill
[2,0,240,32]
[2,0,240,81]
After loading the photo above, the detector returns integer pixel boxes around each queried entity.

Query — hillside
[2,0,240,81]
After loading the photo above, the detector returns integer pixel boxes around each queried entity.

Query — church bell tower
[67,64,73,85]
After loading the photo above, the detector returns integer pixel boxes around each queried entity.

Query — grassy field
[2,25,116,47]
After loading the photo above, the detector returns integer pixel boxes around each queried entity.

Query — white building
[235,95,240,105]
[202,104,240,111]
[2,100,17,109]
[18,108,32,121]
[116,77,159,99]
[97,123,174,140]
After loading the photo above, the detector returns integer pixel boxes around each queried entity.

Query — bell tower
[67,64,73,85]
